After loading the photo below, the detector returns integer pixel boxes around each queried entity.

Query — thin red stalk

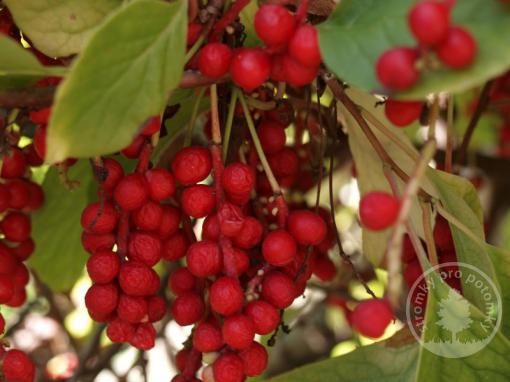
[295,0,309,23]
[209,0,250,41]
[136,141,153,173]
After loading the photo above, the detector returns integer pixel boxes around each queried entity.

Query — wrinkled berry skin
[245,300,280,335]
[181,185,216,218]
[85,283,119,315]
[81,202,118,234]
[213,352,245,382]
[118,261,159,296]
[171,292,205,326]
[144,168,176,201]
[193,321,223,352]
[239,342,268,377]
[87,251,120,284]
[186,240,222,278]
[114,174,149,211]
[222,314,255,350]
[172,147,212,185]
[209,276,244,316]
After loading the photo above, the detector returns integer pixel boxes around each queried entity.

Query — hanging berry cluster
[376,0,477,91]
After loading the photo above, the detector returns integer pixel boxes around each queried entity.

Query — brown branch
[456,80,495,166]
[0,71,228,109]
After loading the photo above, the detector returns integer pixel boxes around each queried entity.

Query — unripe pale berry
[117,294,148,323]
[213,352,245,382]
[376,47,420,90]
[181,184,216,218]
[172,147,212,185]
[255,5,296,46]
[127,231,162,266]
[0,212,31,242]
[385,99,423,127]
[86,250,120,284]
[288,24,321,67]
[114,174,149,211]
[233,217,264,249]
[261,271,296,309]
[408,1,450,47]
[287,210,327,245]
[436,27,477,69]
[239,342,268,376]
[162,230,189,261]
[262,229,297,266]
[258,120,287,154]
[230,48,271,91]
[169,267,197,295]
[193,321,223,352]
[351,299,394,338]
[81,202,118,234]
[359,191,399,231]
[222,314,255,349]
[186,240,222,278]
[144,168,176,201]
[132,201,164,231]
[85,283,119,315]
[198,43,233,79]
[209,276,244,316]
[171,292,205,326]
[245,300,280,335]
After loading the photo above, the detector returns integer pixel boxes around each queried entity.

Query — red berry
[118,261,159,296]
[202,214,220,241]
[181,185,215,218]
[162,230,189,261]
[351,299,394,338]
[239,342,268,377]
[117,294,148,323]
[145,168,176,201]
[114,174,149,211]
[268,147,299,177]
[262,229,297,266]
[209,276,244,316]
[230,48,271,91]
[217,203,245,237]
[175,348,202,373]
[436,27,477,69]
[158,205,181,238]
[13,263,30,288]
[288,24,321,67]
[6,180,30,209]
[11,238,35,261]
[169,267,197,295]
[141,116,161,136]
[282,54,319,86]
[231,247,250,277]
[213,352,245,382]
[222,163,255,197]
[232,217,264,249]
[107,319,136,343]
[33,125,47,159]
[433,216,454,251]
[186,240,222,278]
[0,246,18,275]
[87,250,120,284]
[81,232,116,254]
[29,107,52,125]
[257,120,287,154]
[287,210,327,245]
[25,181,44,211]
[130,322,156,350]
[81,202,118,234]
[0,274,14,303]
[254,5,296,46]
[171,292,205,326]
[376,47,420,90]
[3,350,35,382]
[408,1,450,47]
[270,54,286,82]
[1,148,27,179]
[23,143,44,167]
[0,212,31,242]
[6,287,27,308]
[0,184,9,213]
[85,283,119,316]
[359,191,400,231]
[222,314,255,349]
[198,43,233,79]
[403,259,423,287]
[132,201,163,231]
[385,99,423,127]
[261,271,296,309]
[128,232,162,266]
[172,147,212,185]
[193,321,223,352]
[147,295,166,322]
[121,135,145,159]
[245,300,280,335]
[102,158,125,191]
[312,254,337,282]
[401,234,418,263]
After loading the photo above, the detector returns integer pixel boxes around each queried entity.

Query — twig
[184,87,206,147]
[457,80,495,165]
[427,95,440,141]
[445,95,454,173]
[421,201,438,267]
[222,89,238,161]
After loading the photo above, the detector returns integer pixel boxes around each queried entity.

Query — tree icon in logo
[435,288,472,343]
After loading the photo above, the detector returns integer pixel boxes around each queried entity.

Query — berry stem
[209,0,250,42]
[445,95,454,173]
[421,201,439,267]
[222,89,238,161]
[135,141,153,174]
[295,0,309,24]
[184,87,207,147]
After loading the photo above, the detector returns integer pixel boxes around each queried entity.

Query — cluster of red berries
[377,0,477,91]
[81,119,173,350]
[192,4,321,90]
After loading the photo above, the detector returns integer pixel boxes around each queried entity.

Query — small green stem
[184,36,205,63]
[237,89,281,194]
[222,90,238,161]
[184,87,206,147]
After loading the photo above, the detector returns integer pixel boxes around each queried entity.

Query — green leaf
[318,0,510,98]
[30,160,95,292]
[487,245,510,339]
[0,36,65,89]
[4,0,122,57]
[240,0,260,47]
[270,330,420,382]
[47,0,187,163]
